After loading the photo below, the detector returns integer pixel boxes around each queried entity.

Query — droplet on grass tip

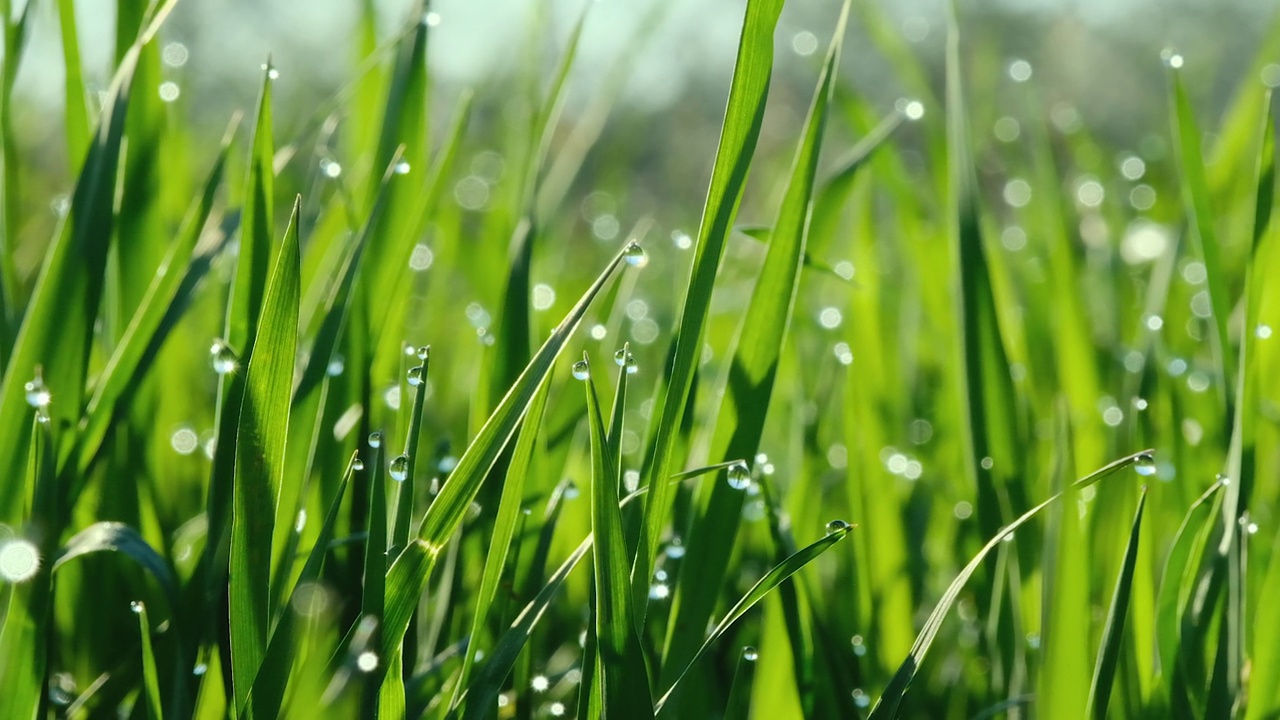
[826,519,852,536]
[742,646,759,661]
[1134,453,1157,477]
[407,365,424,387]
[368,431,382,448]
[623,241,648,268]
[24,367,51,409]
[209,340,237,375]
[353,458,365,471]
[416,345,430,360]
[389,455,409,481]
[571,359,590,381]
[130,600,144,614]
[726,461,751,490]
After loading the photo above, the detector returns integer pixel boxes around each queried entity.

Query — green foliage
[0,1,1275,718]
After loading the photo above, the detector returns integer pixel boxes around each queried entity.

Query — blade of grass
[584,354,654,717]
[634,0,784,630]
[867,450,1152,719]
[654,521,853,714]
[55,0,90,166]
[724,647,758,720]
[1087,489,1148,719]
[133,601,165,720]
[0,44,139,523]
[53,522,179,607]
[0,0,36,337]
[245,456,355,720]
[229,197,301,714]
[449,377,552,716]
[227,61,277,354]
[662,1,850,693]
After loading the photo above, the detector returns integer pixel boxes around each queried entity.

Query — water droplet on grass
[665,537,685,559]
[24,369,52,408]
[407,365,424,387]
[210,340,237,375]
[368,431,382,448]
[1134,453,1157,477]
[130,600,144,614]
[623,241,648,267]
[390,455,409,481]
[726,461,751,490]
[572,360,590,380]
[416,345,430,360]
[826,519,852,535]
[742,646,759,661]
[353,458,365,471]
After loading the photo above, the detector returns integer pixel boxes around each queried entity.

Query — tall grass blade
[134,601,165,720]
[1087,490,1148,719]
[229,198,301,713]
[663,0,850,691]
[228,62,277,354]
[634,0,784,627]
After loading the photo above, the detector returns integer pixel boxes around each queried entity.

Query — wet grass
[0,0,1277,717]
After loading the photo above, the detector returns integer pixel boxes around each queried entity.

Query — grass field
[0,0,1278,717]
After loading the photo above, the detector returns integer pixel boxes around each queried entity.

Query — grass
[0,0,1277,717]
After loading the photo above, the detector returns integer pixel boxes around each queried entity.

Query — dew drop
[210,340,238,375]
[1134,453,1157,477]
[623,241,648,268]
[407,365,425,387]
[416,345,430,360]
[572,359,590,381]
[614,348,629,366]
[726,461,751,490]
[563,480,580,500]
[23,368,51,409]
[742,646,759,662]
[389,455,409,482]
[665,537,685,559]
[326,355,345,376]
[130,600,144,614]
[826,519,852,536]
[353,458,365,471]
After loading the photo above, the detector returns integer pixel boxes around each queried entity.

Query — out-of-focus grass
[0,0,1277,718]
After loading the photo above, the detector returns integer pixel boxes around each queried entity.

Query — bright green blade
[1087,490,1148,719]
[724,647,758,720]
[584,354,653,717]
[229,198,301,713]
[1155,480,1224,695]
[244,456,354,720]
[133,601,165,720]
[0,44,139,523]
[662,0,850,692]
[868,451,1151,719]
[450,377,552,715]
[654,521,852,714]
[634,0,784,628]
[54,0,90,166]
[53,522,178,607]
[227,61,277,355]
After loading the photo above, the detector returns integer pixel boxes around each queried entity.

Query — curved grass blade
[230,197,301,714]
[1086,489,1147,719]
[1156,480,1224,686]
[460,537,593,720]
[72,118,237,476]
[133,601,164,720]
[0,44,139,523]
[449,377,552,716]
[867,450,1151,719]
[53,522,179,607]
[244,456,355,720]
[634,0,784,629]
[724,647,758,720]
[378,242,637,663]
[653,521,852,714]
[663,0,850,690]
[584,355,653,716]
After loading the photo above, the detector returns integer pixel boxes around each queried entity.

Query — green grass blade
[1156,480,1224,686]
[245,456,354,720]
[584,354,654,717]
[54,522,179,607]
[377,243,635,658]
[0,44,139,523]
[392,347,429,549]
[133,601,165,720]
[0,0,37,336]
[1087,489,1148,719]
[227,62,276,354]
[868,451,1151,719]
[54,0,90,165]
[461,537,593,720]
[634,0,784,628]
[72,118,237,476]
[654,521,852,714]
[229,197,301,713]
[1168,60,1232,412]
[724,647,758,720]
[663,0,849,688]
[450,377,552,715]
